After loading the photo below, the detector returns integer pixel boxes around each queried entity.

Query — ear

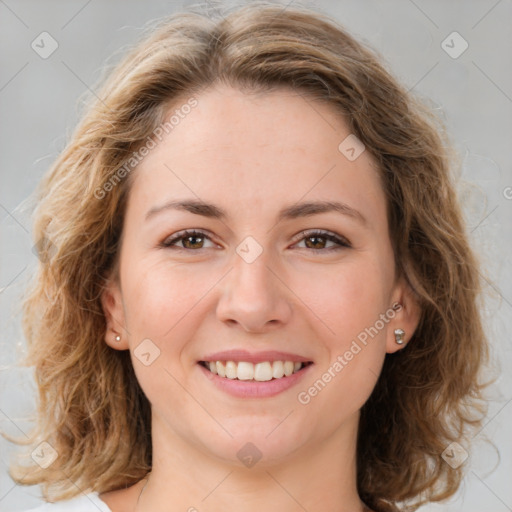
[100,275,129,350]
[386,277,421,354]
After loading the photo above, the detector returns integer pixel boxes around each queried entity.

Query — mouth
[198,360,314,381]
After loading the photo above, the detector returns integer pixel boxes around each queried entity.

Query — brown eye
[304,235,329,249]
[295,230,351,252]
[182,234,204,249]
[161,230,214,250]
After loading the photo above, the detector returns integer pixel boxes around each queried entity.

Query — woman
[9,2,488,511]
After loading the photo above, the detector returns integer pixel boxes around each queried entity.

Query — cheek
[298,256,392,346]
[122,259,212,339]
[122,262,200,409]
[295,259,391,408]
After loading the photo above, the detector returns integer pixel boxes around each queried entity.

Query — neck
[134,412,366,512]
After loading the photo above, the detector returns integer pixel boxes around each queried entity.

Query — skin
[100,84,420,512]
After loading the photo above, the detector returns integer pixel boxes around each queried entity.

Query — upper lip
[199,349,313,364]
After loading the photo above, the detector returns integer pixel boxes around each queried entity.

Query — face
[102,84,420,468]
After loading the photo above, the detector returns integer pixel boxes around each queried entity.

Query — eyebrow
[145,199,367,225]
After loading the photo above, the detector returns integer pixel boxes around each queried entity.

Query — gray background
[1,0,511,511]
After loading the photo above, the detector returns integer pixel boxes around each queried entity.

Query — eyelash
[159,229,351,253]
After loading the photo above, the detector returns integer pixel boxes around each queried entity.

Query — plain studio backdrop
[0,1,511,511]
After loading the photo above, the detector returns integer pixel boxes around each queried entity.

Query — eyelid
[160,228,351,251]
[292,229,350,244]
[291,229,352,251]
[160,229,218,249]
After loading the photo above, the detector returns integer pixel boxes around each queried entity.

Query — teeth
[272,361,284,379]
[283,361,294,376]
[237,361,254,381]
[203,360,307,381]
[225,361,237,379]
[254,362,273,381]
[216,361,226,378]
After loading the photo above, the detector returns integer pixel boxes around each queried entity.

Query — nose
[216,247,293,333]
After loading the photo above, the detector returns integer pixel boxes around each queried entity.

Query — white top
[21,492,112,512]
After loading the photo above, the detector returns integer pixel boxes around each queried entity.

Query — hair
[7,2,490,511]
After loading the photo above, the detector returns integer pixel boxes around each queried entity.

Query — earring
[394,328,405,345]
[114,333,121,342]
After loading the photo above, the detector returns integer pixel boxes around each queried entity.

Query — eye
[159,229,351,253]
[292,230,351,253]
[159,230,216,250]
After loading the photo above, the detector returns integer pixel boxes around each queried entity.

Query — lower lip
[198,363,313,398]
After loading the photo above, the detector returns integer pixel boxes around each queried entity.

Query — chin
[197,417,312,469]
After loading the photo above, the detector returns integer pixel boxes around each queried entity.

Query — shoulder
[20,492,112,512]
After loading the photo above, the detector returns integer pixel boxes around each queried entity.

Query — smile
[199,360,313,381]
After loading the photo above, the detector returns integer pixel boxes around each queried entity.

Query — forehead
[128,84,386,228]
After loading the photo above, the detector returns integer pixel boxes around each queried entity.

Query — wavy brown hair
[8,2,489,511]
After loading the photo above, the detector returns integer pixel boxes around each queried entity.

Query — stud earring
[114,333,121,342]
[394,328,405,345]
